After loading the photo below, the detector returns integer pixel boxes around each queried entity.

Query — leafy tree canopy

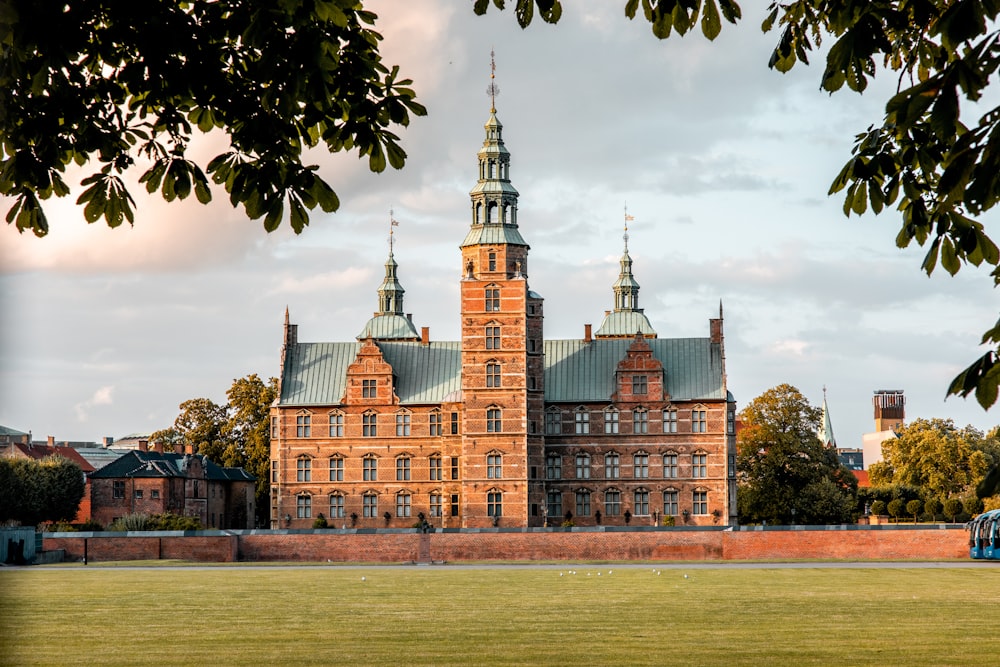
[0,456,86,526]
[868,417,1000,500]
[160,373,277,527]
[0,0,425,236]
[737,383,857,525]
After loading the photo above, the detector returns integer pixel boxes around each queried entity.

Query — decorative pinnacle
[487,48,500,112]
[623,203,635,249]
[388,207,399,254]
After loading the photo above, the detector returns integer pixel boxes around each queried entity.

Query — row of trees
[151,373,277,528]
[0,456,86,526]
[737,384,1000,525]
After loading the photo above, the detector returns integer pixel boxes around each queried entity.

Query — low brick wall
[42,525,970,564]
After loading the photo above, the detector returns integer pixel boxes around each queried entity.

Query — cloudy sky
[1,1,996,452]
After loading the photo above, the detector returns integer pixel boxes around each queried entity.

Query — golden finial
[487,49,500,112]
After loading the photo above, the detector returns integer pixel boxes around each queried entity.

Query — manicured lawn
[2,565,998,666]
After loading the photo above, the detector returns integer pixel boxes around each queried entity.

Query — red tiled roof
[852,469,870,487]
[9,443,96,472]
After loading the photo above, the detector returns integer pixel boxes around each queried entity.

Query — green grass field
[2,564,999,666]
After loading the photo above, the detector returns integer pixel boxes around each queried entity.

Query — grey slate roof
[460,223,528,247]
[357,314,420,340]
[0,425,29,437]
[279,337,724,407]
[89,450,255,481]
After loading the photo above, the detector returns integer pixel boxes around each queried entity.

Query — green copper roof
[279,336,722,407]
[460,223,528,247]
[357,314,420,341]
[544,338,724,402]
[594,310,657,338]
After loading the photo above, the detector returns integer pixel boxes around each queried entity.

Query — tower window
[485,287,501,312]
[487,408,502,433]
[488,252,496,271]
[487,453,503,479]
[485,325,500,349]
[486,362,501,387]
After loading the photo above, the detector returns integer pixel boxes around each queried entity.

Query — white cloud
[74,385,114,422]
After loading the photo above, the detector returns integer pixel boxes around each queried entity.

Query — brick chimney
[138,439,149,452]
[47,435,55,447]
[584,324,592,343]
[421,326,430,346]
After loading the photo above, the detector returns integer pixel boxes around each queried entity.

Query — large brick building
[270,102,736,529]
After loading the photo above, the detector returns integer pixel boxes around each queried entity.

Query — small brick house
[269,97,737,530]
[89,451,255,529]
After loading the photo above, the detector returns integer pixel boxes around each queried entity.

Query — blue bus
[968,509,1000,560]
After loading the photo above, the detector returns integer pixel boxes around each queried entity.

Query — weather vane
[388,207,399,253]
[624,203,635,247]
[487,48,500,112]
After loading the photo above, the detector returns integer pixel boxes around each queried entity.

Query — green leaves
[1,0,425,236]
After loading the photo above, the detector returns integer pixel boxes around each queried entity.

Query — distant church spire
[614,204,640,312]
[819,386,837,447]
[378,209,405,315]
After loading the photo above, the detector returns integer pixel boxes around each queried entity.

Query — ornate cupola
[595,214,657,339]
[358,217,420,341]
[460,53,528,276]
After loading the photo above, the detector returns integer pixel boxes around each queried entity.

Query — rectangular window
[634,453,649,478]
[486,363,501,387]
[487,454,502,479]
[363,413,377,437]
[451,412,459,435]
[663,454,678,478]
[362,379,377,398]
[663,409,677,433]
[692,410,707,433]
[634,490,649,516]
[270,416,278,439]
[363,494,377,518]
[663,491,678,516]
[545,411,561,435]
[429,412,442,436]
[485,326,500,350]
[297,458,311,482]
[451,457,459,480]
[430,493,443,517]
[296,414,311,438]
[297,495,312,519]
[487,491,503,517]
[728,455,736,479]
[576,453,590,479]
[604,490,621,517]
[487,408,502,433]
[576,491,591,517]
[727,411,735,435]
[529,339,537,353]
[133,489,143,499]
[150,489,160,500]
[363,457,378,481]
[605,453,620,479]
[329,495,345,519]
[693,453,707,478]
[693,491,708,515]
[271,460,278,483]
[396,493,411,518]
[485,287,501,312]
[396,457,411,481]
[329,413,343,437]
[604,411,619,434]
[488,252,496,271]
[632,375,648,394]
[546,454,561,480]
[329,457,343,481]
[396,412,411,436]
[633,410,648,434]
[546,491,561,520]
[451,493,460,517]
[575,411,590,434]
[429,456,442,481]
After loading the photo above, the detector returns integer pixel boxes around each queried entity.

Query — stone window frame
[604,488,622,516]
[295,410,312,438]
[604,407,620,434]
[395,455,411,481]
[362,492,378,518]
[296,493,312,519]
[487,489,503,517]
[633,488,650,516]
[486,406,502,433]
[632,407,649,434]
[663,407,678,433]
[546,452,562,480]
[296,455,312,482]
[692,451,708,479]
[362,379,377,398]
[663,451,679,479]
[604,451,621,479]
[395,491,412,518]
[544,407,561,435]
[486,451,503,479]
[363,411,378,438]
[691,405,707,433]
[575,488,592,517]
[485,323,501,350]
[633,451,650,478]
[485,360,501,388]
[428,453,443,481]
[395,410,412,437]
[362,454,378,482]
[632,375,648,395]
[484,284,501,312]
[329,493,345,518]
[328,411,344,437]
[429,410,443,436]
[574,408,590,434]
[575,452,591,480]
[693,489,709,515]
[663,488,679,515]
[546,490,562,519]
[328,455,344,482]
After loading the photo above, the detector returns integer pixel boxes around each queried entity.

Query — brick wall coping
[45,523,968,539]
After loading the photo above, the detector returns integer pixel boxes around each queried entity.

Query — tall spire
[819,386,837,447]
[461,50,526,249]
[614,204,640,312]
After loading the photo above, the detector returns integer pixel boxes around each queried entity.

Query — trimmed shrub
[906,499,923,523]
[943,498,963,522]
[887,499,905,523]
[870,500,886,517]
[313,513,328,529]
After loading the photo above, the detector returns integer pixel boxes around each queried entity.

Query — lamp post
[541,504,548,528]
[790,508,796,526]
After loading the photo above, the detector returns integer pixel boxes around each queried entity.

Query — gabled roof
[279,336,725,407]
[0,425,29,437]
[5,443,95,472]
[89,450,254,481]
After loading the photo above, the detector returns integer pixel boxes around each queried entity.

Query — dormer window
[362,379,377,398]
